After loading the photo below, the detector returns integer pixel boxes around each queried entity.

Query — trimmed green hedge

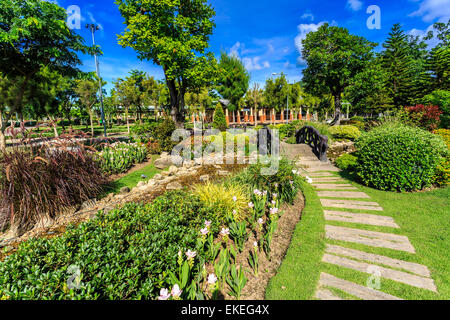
[335,153,358,171]
[355,123,448,191]
[329,125,361,141]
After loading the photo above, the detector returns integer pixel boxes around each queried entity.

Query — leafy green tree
[0,0,93,150]
[380,24,415,108]
[75,77,100,136]
[116,0,219,127]
[264,74,289,112]
[422,90,450,128]
[216,51,250,111]
[245,83,264,126]
[113,77,140,134]
[301,23,376,124]
[213,103,227,131]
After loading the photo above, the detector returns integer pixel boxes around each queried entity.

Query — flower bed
[0,158,304,300]
[97,142,147,175]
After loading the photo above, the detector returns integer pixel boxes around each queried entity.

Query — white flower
[253,241,258,248]
[171,284,182,299]
[272,200,276,206]
[205,220,212,228]
[258,218,264,225]
[207,273,218,285]
[221,228,230,236]
[273,193,278,199]
[232,196,237,202]
[270,207,279,215]
[306,176,313,184]
[248,202,255,209]
[200,228,209,236]
[158,288,171,300]
[292,170,298,175]
[185,250,197,260]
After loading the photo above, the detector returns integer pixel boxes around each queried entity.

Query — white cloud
[294,22,326,65]
[229,42,242,58]
[347,0,363,11]
[407,24,441,47]
[410,0,450,22]
[301,12,315,21]
[242,57,271,71]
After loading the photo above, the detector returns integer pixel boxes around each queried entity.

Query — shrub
[433,129,450,186]
[97,142,147,175]
[145,138,162,155]
[192,182,250,222]
[422,90,450,129]
[329,125,361,141]
[342,119,365,131]
[355,123,448,191]
[405,105,442,131]
[335,154,358,171]
[0,141,106,231]
[154,118,177,152]
[212,103,228,132]
[131,121,159,143]
[0,191,219,300]
[351,116,365,122]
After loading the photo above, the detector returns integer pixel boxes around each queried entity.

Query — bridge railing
[295,126,329,162]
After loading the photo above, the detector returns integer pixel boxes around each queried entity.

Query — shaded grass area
[265,181,326,300]
[266,169,449,300]
[102,155,162,195]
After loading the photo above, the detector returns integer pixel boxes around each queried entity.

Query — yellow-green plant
[192,182,250,222]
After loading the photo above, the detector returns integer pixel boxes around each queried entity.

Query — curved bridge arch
[295,126,329,162]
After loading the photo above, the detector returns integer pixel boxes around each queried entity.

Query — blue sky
[56,0,450,93]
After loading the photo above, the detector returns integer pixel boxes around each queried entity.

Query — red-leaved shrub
[406,105,442,131]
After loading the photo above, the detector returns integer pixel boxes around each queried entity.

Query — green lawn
[102,155,162,195]
[266,174,450,300]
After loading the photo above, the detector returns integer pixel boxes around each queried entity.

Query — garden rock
[153,174,163,181]
[170,155,184,167]
[169,166,178,175]
[137,181,146,188]
[154,157,171,169]
[119,186,131,194]
[166,182,182,190]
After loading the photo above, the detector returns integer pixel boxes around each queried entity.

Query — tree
[0,0,93,151]
[213,103,227,131]
[216,51,250,111]
[113,77,140,134]
[380,24,414,108]
[264,74,288,112]
[75,77,100,136]
[117,0,219,127]
[245,83,264,126]
[422,90,450,129]
[302,23,376,125]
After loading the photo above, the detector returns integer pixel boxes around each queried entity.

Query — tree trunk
[126,106,130,135]
[0,109,7,152]
[254,106,258,126]
[332,93,342,126]
[89,110,94,136]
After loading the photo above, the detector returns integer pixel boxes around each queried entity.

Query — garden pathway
[280,142,437,300]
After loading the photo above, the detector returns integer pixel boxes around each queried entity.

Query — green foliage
[228,221,248,252]
[192,182,250,223]
[264,74,289,112]
[329,125,361,141]
[131,121,159,143]
[154,118,176,152]
[212,103,228,131]
[422,90,450,129]
[226,265,247,300]
[433,129,450,186]
[355,123,448,191]
[335,153,358,171]
[216,52,250,110]
[0,190,219,299]
[97,142,147,175]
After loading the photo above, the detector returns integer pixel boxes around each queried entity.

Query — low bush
[0,191,220,300]
[405,105,443,131]
[0,141,106,231]
[212,104,228,132]
[155,118,177,152]
[145,139,162,155]
[335,153,358,172]
[192,182,250,222]
[329,125,361,141]
[433,129,450,186]
[355,123,448,191]
[131,121,159,143]
[97,142,147,175]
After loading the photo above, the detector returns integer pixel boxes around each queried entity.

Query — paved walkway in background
[280,142,437,300]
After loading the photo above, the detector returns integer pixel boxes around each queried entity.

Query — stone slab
[324,210,400,228]
[315,289,344,300]
[318,191,371,199]
[325,244,431,278]
[311,178,347,183]
[325,225,415,253]
[318,273,402,300]
[313,184,358,190]
[303,172,336,177]
[321,199,383,211]
[322,254,437,292]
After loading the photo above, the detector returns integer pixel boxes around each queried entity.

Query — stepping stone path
[281,142,437,300]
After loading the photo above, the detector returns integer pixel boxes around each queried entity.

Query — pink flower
[205,220,212,228]
[200,228,209,236]
[248,202,255,209]
[272,200,276,206]
[221,228,230,236]
[270,207,279,215]
[185,250,197,260]
[273,193,278,199]
[232,196,237,202]
[207,273,218,285]
[158,288,171,300]
[258,218,264,225]
[171,284,182,299]
[253,241,258,248]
